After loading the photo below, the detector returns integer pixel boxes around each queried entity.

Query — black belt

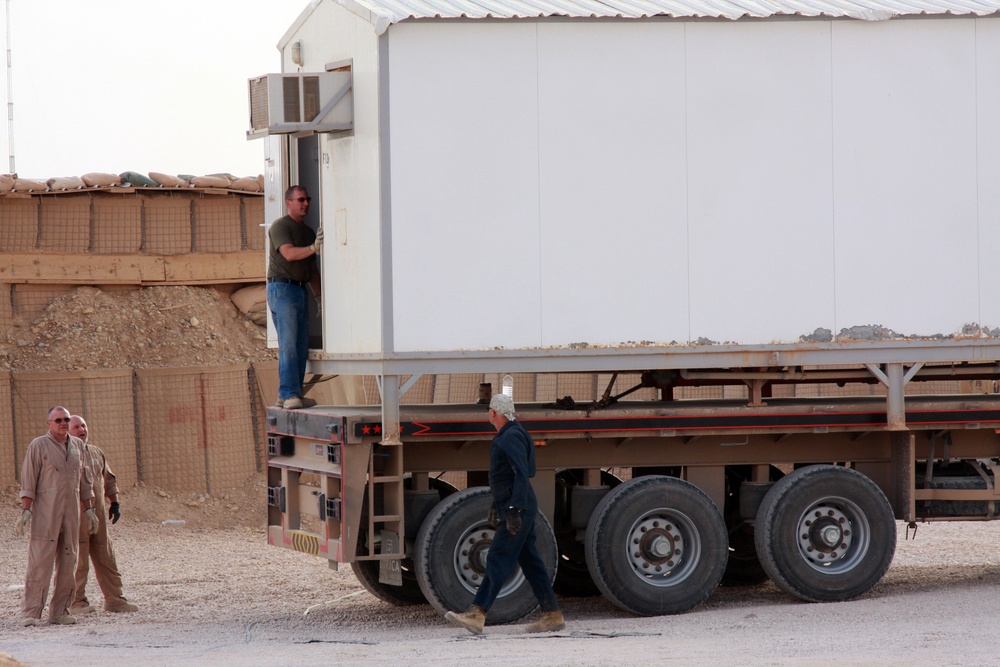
[267,276,306,287]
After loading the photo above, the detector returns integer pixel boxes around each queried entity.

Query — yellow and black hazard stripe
[289,531,321,556]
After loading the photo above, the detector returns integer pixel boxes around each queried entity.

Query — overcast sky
[1,1,308,180]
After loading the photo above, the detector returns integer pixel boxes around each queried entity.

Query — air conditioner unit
[247,72,353,139]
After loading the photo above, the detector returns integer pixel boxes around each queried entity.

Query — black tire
[754,465,896,603]
[585,475,729,616]
[351,559,426,606]
[552,469,621,597]
[414,487,558,625]
[351,477,458,606]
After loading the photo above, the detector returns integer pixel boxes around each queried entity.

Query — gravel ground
[3,498,1000,667]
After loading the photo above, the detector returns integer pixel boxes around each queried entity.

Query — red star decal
[362,425,371,435]
[374,424,382,434]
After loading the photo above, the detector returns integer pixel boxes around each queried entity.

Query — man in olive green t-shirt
[266,185,322,410]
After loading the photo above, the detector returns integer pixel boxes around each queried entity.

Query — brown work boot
[282,396,303,409]
[273,397,285,408]
[20,616,38,627]
[524,610,565,633]
[50,614,77,625]
[69,603,95,615]
[104,599,139,613]
[444,605,486,635]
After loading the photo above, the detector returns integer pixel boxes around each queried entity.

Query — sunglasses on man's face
[50,418,70,424]
[291,197,311,203]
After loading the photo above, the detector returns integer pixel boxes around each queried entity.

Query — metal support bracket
[376,375,403,446]
[865,362,923,430]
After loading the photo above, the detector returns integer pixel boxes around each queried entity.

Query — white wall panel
[388,23,542,351]
[378,15,997,355]
[976,18,1000,331]
[536,23,689,347]
[686,21,836,343]
[832,19,979,336]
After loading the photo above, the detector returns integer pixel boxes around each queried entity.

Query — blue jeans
[267,282,309,400]
[472,509,559,613]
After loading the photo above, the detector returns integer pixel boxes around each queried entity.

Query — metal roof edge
[337,0,399,34]
[324,0,1000,32]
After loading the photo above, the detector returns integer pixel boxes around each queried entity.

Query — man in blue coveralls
[444,393,565,635]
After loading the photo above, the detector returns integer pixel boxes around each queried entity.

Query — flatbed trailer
[266,365,1000,619]
[250,0,1000,622]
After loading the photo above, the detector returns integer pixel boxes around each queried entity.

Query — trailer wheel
[414,487,558,624]
[352,477,458,606]
[553,469,622,597]
[351,560,426,605]
[585,475,728,616]
[754,465,896,603]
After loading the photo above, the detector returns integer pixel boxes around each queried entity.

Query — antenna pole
[5,0,14,174]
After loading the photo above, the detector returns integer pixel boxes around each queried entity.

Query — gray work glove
[309,227,324,256]
[85,508,100,535]
[14,508,30,536]
[486,507,498,528]
[506,508,522,536]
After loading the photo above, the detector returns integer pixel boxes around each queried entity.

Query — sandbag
[0,173,14,191]
[256,174,264,190]
[47,176,86,190]
[81,172,122,187]
[13,178,47,191]
[230,177,261,192]
[190,175,232,188]
[230,284,266,315]
[247,301,267,325]
[149,172,188,187]
[119,171,159,187]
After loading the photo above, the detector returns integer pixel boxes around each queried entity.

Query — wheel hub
[798,505,853,565]
[629,516,683,574]
[452,521,528,596]
[457,529,492,587]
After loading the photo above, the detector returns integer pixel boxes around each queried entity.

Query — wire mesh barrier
[1,364,270,493]
[0,189,264,256]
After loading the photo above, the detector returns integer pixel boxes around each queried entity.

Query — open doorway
[295,133,323,350]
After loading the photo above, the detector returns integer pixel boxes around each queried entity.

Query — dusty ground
[2,484,1000,667]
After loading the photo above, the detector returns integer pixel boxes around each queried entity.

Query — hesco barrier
[0,190,265,255]
[0,362,364,494]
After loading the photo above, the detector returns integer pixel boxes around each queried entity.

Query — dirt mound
[116,475,268,531]
[0,285,275,372]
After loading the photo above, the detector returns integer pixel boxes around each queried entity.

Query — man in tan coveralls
[68,415,138,614]
[14,406,99,626]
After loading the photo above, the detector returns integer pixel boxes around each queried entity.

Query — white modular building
[252,0,1000,378]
